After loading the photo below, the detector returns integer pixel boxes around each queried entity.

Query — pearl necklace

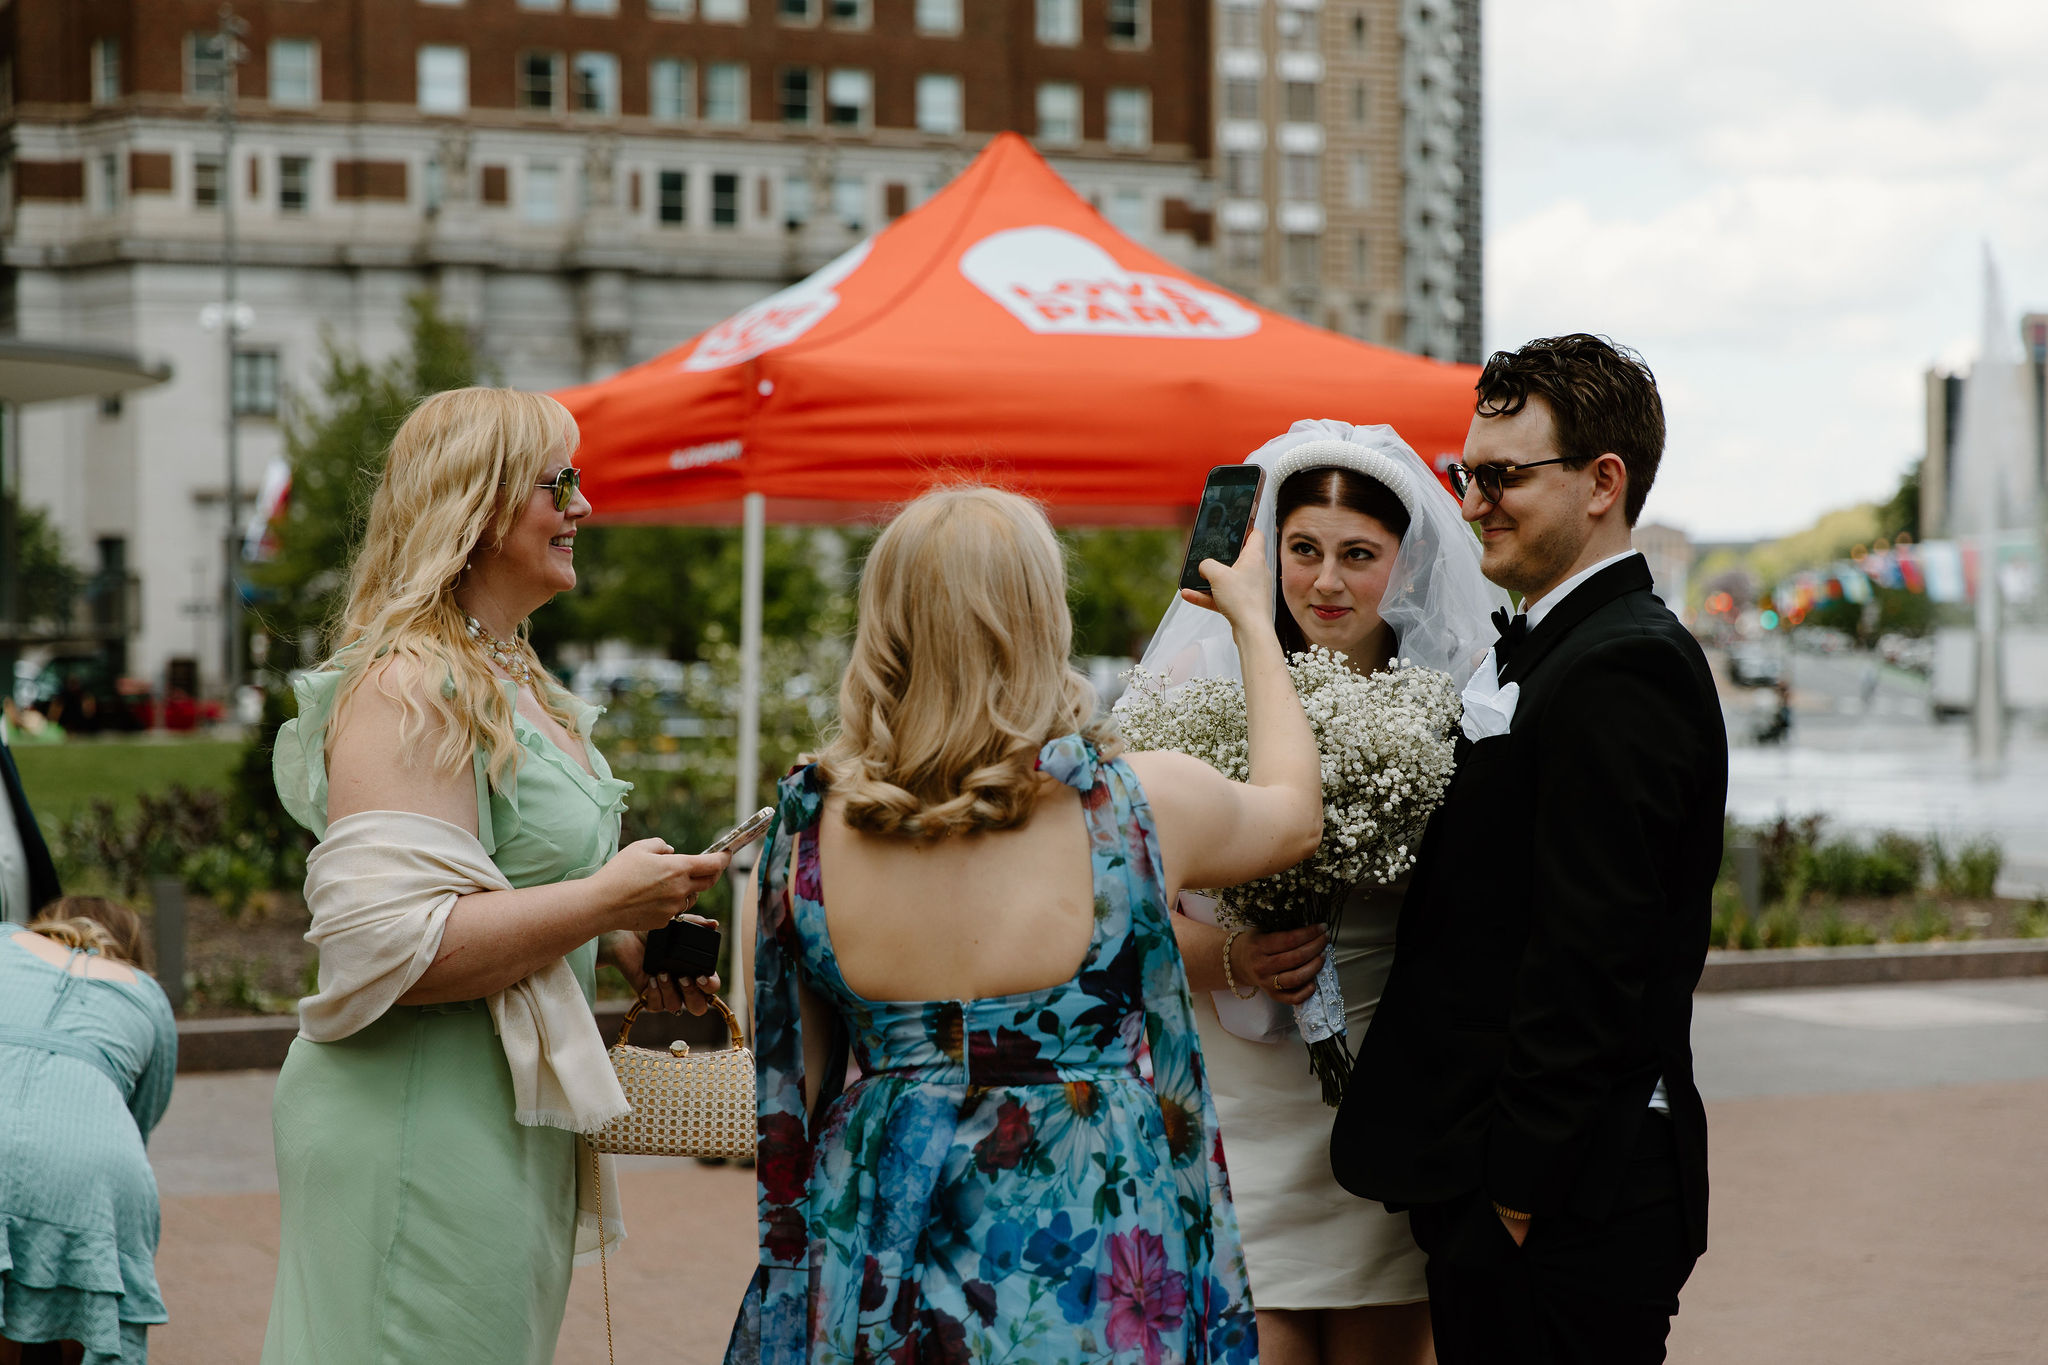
[464,614,535,688]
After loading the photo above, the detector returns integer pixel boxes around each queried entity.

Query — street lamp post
[214,4,248,700]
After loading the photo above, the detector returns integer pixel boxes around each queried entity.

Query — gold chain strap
[594,1142,615,1365]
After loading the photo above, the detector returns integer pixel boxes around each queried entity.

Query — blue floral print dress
[726,735,1259,1365]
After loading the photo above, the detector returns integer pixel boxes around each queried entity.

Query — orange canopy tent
[551,132,1482,830]
[554,132,1479,527]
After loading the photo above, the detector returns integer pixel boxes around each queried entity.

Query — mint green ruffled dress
[260,671,630,1365]
[0,925,177,1364]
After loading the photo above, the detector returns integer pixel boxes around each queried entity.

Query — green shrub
[179,847,267,921]
[1931,836,2003,900]
[1754,814,1825,904]
[1889,901,1950,944]
[187,958,289,1014]
[2014,900,2048,939]
[1816,907,1878,947]
[1758,905,1803,948]
[1803,833,1923,899]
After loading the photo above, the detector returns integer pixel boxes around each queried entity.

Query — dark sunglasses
[1446,455,1581,505]
[534,466,582,511]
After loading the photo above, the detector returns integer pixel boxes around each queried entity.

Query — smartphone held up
[639,807,776,983]
[1179,465,1266,592]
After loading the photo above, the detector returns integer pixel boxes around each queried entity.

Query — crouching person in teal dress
[259,388,732,1365]
[725,486,1326,1365]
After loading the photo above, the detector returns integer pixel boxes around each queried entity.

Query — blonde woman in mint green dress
[259,389,733,1365]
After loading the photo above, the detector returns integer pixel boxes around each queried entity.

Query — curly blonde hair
[31,896,148,968]
[820,485,1116,839]
[325,387,582,787]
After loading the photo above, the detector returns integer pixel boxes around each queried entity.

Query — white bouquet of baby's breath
[1116,647,1462,1103]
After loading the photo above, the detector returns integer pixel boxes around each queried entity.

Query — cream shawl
[298,808,628,1258]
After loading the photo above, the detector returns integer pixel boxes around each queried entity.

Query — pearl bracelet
[1222,928,1257,1000]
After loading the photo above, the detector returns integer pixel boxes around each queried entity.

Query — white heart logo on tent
[684,239,873,372]
[960,226,1260,340]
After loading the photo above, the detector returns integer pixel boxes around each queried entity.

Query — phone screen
[1179,467,1265,591]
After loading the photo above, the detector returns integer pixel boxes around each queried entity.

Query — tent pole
[730,490,766,1033]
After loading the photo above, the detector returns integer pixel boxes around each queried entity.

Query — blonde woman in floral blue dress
[726,485,1325,1365]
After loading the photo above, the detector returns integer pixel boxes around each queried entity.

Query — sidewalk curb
[1699,939,2048,992]
[174,999,728,1073]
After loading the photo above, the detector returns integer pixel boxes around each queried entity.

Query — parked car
[1728,645,1784,689]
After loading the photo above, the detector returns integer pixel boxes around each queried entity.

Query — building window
[778,0,815,19]
[573,52,619,114]
[657,169,687,225]
[1107,0,1147,47]
[704,61,747,122]
[1283,80,1317,123]
[279,154,311,213]
[831,176,865,230]
[1351,80,1368,125]
[701,0,746,18]
[1278,9,1316,51]
[417,45,468,113]
[1352,231,1369,281]
[518,0,562,7]
[1351,11,1368,50]
[1105,188,1145,238]
[1220,6,1258,48]
[1222,76,1260,121]
[91,38,121,104]
[233,350,280,417]
[572,0,618,11]
[1285,231,1320,282]
[519,53,561,111]
[188,32,232,99]
[826,68,871,128]
[783,172,813,227]
[1282,152,1319,200]
[650,59,692,121]
[1036,81,1080,145]
[1225,229,1261,272]
[711,171,740,227]
[915,0,961,34]
[829,0,868,25]
[1223,149,1260,199]
[1036,0,1079,46]
[95,153,121,214]
[915,73,962,135]
[270,39,319,106]
[778,66,815,123]
[1105,87,1150,149]
[1347,152,1370,207]
[523,161,561,223]
[649,0,691,14]
[193,153,224,208]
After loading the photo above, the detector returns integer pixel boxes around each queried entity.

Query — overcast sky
[1483,0,2048,542]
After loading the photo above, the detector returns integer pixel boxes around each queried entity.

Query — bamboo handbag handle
[615,983,748,1052]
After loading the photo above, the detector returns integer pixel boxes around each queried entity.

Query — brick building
[1,0,1216,695]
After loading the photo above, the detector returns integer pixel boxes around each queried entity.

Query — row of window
[409,0,1148,46]
[1216,4,1372,53]
[417,46,1150,145]
[1220,150,1375,207]
[1220,75,1380,129]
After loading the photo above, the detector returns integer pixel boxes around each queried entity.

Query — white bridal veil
[1129,418,1509,695]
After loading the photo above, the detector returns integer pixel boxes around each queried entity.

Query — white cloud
[1485,0,2048,539]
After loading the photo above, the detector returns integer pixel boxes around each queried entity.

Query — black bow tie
[1492,607,1529,673]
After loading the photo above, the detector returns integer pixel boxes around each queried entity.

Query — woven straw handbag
[588,986,756,1158]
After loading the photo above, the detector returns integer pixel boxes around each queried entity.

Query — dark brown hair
[30,896,149,969]
[1272,466,1410,657]
[1474,333,1664,525]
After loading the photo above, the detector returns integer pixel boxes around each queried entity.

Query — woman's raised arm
[1126,530,1324,904]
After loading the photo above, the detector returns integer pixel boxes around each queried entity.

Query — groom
[1332,334,1727,1362]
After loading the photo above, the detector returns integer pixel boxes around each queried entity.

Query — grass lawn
[12,737,243,824]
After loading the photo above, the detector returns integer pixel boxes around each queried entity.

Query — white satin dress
[1191,878,1428,1310]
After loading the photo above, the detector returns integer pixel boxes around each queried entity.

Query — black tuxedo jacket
[1332,555,1726,1255]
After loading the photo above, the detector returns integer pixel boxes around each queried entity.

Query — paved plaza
[142,977,2048,1364]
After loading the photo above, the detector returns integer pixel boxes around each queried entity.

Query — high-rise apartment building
[1209,0,1480,362]
[1,0,1215,696]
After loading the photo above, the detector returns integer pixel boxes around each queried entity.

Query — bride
[1128,420,1505,1365]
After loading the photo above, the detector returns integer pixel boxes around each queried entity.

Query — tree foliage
[7,497,86,626]
[1061,527,1184,659]
[251,294,484,668]
[1877,458,1921,544]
